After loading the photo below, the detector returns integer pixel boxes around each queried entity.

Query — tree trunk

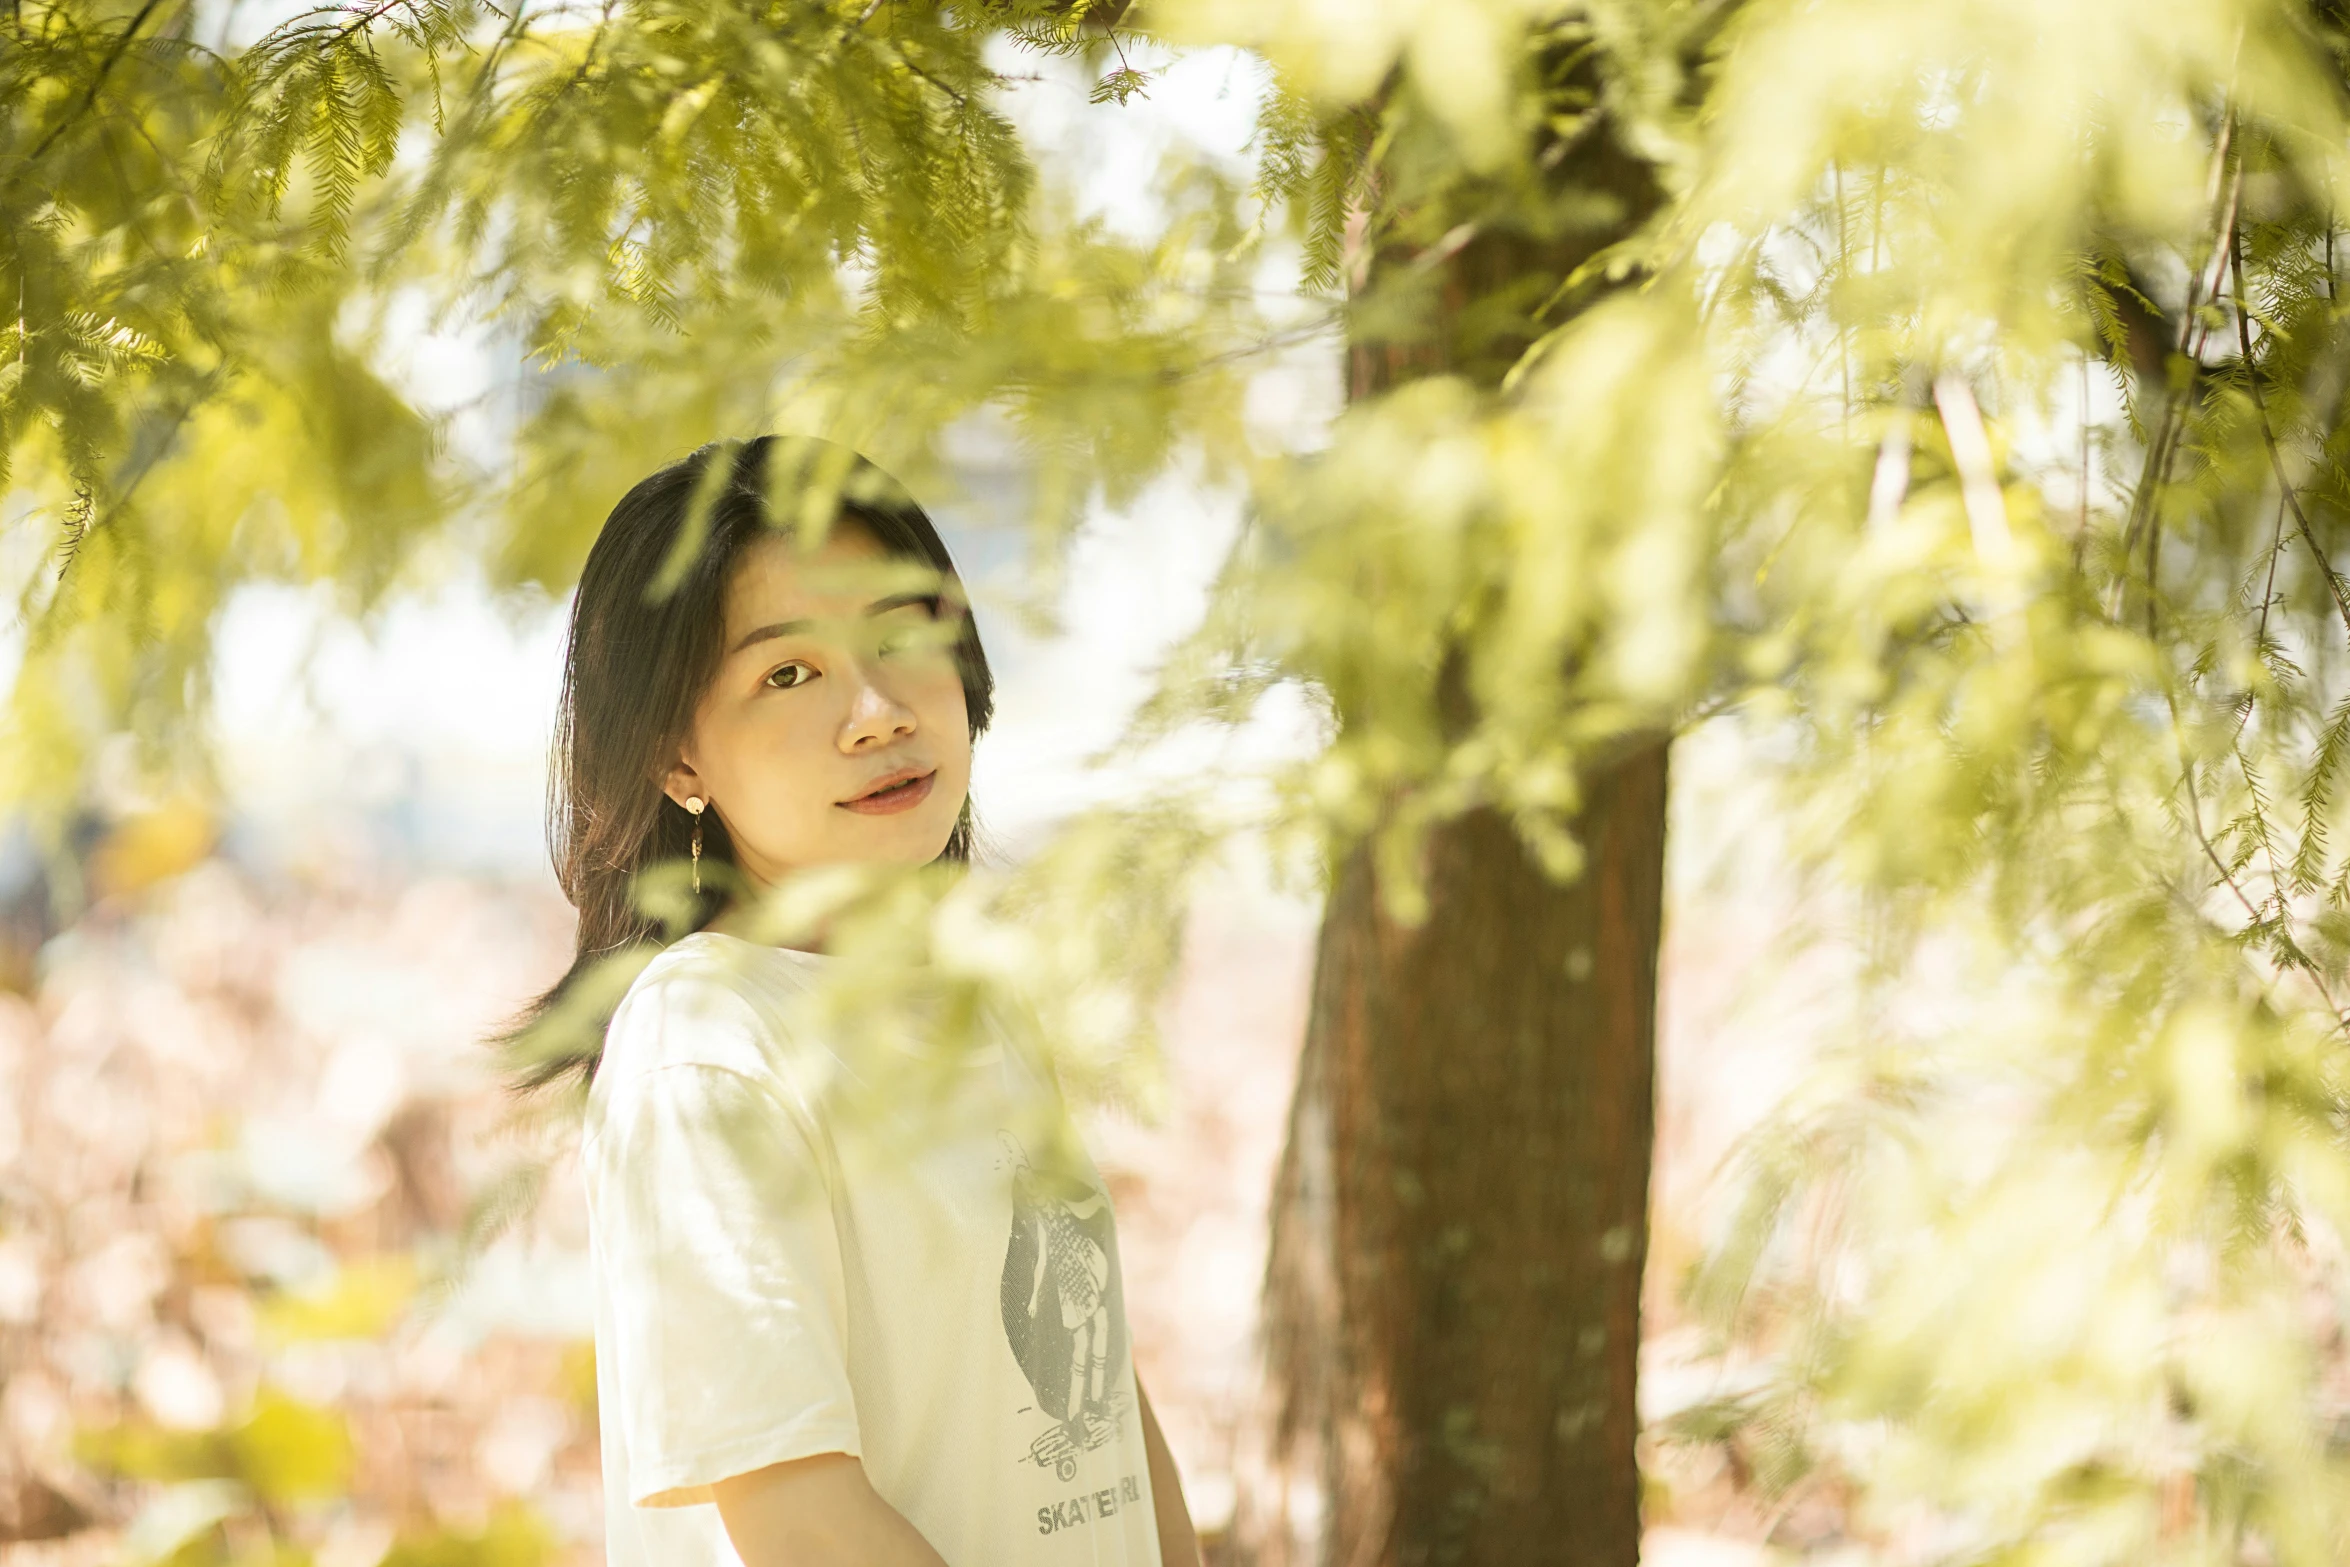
[1265,747,1667,1566]
[1259,77,1673,1567]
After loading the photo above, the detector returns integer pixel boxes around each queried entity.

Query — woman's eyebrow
[726,591,937,655]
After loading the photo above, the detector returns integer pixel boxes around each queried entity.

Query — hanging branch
[3,0,168,195]
[2119,111,2242,604]
[50,365,227,583]
[2232,225,2350,644]
[2174,696,2350,1034]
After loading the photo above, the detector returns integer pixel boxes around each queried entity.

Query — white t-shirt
[582,930,1163,1567]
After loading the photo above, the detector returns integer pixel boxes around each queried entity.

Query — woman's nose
[839,662,917,746]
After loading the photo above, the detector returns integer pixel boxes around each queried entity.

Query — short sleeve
[584,981,861,1508]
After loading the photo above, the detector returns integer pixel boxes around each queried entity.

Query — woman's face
[663,522,973,886]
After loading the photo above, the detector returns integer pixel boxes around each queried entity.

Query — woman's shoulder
[596,931,827,1091]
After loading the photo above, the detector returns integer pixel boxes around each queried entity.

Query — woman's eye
[765,662,815,690]
[877,603,944,658]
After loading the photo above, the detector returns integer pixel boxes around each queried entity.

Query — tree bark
[1259,67,1673,1567]
[1266,748,1667,1566]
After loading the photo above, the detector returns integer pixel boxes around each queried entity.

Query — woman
[520,436,1201,1566]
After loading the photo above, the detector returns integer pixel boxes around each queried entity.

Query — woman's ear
[660,758,707,813]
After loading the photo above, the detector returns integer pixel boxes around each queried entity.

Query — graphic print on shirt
[998,1133,1130,1482]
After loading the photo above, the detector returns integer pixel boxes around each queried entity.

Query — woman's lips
[837,769,936,815]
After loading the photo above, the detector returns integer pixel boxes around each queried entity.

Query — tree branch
[5,0,168,194]
[2231,223,2350,647]
[2172,692,2350,1035]
[2118,112,2241,597]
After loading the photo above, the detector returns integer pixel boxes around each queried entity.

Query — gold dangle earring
[685,796,706,894]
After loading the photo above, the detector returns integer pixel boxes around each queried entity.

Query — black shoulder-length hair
[506,435,994,1090]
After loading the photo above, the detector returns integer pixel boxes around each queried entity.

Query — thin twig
[54,366,225,581]
[2232,225,2350,645]
[1167,314,1344,381]
[1833,163,1851,444]
[2174,699,2350,1032]
[2119,114,2243,578]
[894,50,969,108]
[5,0,166,194]
[2235,734,2292,921]
[2256,492,2287,648]
[2076,350,2091,571]
[327,0,429,45]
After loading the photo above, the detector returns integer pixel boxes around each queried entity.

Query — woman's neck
[705,895,831,955]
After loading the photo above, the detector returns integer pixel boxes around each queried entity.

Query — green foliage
[79,1385,354,1505]
[380,1503,558,1567]
[1154,0,2350,1556]
[255,1252,418,1342]
[217,2,464,261]
[1,0,1268,827]
[77,1386,361,1561]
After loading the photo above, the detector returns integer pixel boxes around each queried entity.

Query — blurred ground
[0,849,592,1565]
